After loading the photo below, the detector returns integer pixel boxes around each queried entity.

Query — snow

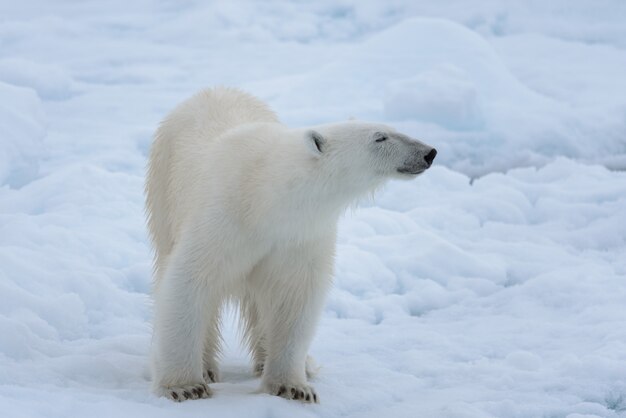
[0,82,46,188]
[1,1,626,417]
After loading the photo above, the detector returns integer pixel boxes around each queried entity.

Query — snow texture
[1,1,626,417]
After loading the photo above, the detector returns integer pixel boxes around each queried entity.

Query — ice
[1,1,626,417]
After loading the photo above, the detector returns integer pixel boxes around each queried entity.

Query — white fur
[145,87,435,403]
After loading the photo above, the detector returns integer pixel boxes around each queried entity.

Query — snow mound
[384,65,483,131]
[251,17,625,176]
[0,58,75,100]
[0,82,46,188]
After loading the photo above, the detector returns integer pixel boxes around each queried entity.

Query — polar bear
[145,87,436,403]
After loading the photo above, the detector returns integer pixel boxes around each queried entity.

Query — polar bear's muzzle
[397,147,437,175]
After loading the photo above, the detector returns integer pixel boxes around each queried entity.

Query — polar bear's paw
[266,381,318,403]
[160,382,212,402]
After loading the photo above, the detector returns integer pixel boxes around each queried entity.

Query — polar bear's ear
[305,130,326,156]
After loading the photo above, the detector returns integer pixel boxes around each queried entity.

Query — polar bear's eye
[374,133,388,143]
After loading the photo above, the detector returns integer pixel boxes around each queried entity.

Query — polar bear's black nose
[424,148,437,167]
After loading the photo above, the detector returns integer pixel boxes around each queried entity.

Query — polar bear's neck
[250,152,382,233]
[223,123,385,234]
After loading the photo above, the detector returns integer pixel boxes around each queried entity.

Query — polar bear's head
[304,121,437,181]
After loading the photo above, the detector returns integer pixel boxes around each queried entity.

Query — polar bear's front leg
[151,244,215,401]
[255,238,335,403]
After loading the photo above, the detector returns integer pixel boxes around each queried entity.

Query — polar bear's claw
[254,362,264,377]
[203,368,218,383]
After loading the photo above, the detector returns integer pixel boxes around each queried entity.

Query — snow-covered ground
[1,1,626,417]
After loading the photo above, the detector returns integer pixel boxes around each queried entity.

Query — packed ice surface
[1,1,626,417]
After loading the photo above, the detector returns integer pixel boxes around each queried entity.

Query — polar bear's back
[146,87,278,276]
